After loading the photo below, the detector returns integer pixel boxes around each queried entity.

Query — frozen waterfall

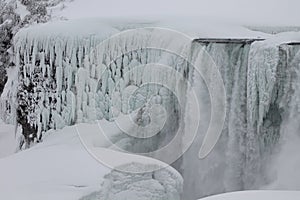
[1,20,300,199]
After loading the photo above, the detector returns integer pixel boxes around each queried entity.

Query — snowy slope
[0,124,110,200]
[0,118,183,200]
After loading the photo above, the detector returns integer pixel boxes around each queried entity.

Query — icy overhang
[194,38,265,44]
[285,42,300,45]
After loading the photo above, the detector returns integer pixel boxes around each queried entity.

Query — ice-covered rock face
[80,162,183,200]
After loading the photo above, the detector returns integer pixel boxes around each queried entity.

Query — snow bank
[0,118,183,200]
[0,124,110,200]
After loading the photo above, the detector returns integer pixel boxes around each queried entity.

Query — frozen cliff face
[80,163,183,200]
[2,20,191,153]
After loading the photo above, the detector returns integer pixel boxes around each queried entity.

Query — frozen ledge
[285,42,300,45]
[193,38,265,44]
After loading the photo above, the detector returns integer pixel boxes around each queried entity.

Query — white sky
[62,0,300,26]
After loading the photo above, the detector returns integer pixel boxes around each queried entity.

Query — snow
[45,18,272,39]
[15,0,30,20]
[0,117,183,200]
[14,18,119,39]
[0,124,110,200]
[257,31,300,46]
[48,0,300,26]
[77,114,182,174]
[198,191,300,200]
[81,162,183,200]
[44,0,273,39]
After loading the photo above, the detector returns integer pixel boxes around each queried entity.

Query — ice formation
[2,21,192,153]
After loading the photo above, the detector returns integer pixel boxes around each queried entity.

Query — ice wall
[1,21,191,153]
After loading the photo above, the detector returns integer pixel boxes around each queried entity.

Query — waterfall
[266,44,300,189]
[183,40,253,199]
[182,39,300,199]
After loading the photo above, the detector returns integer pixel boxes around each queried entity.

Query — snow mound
[80,162,183,200]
